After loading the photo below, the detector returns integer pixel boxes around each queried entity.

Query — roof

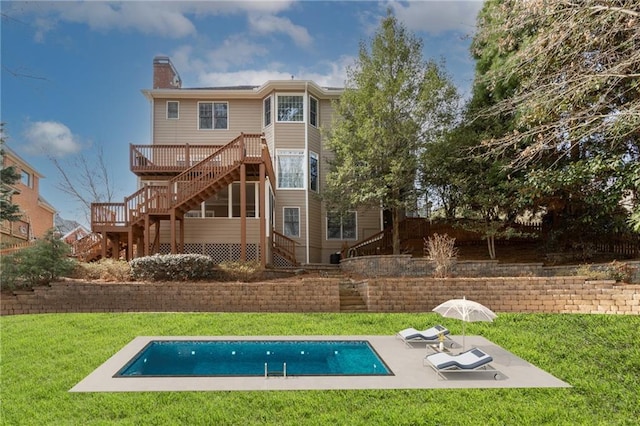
[142,80,344,101]
[1,144,45,178]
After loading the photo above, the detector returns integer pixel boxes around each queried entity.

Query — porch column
[259,163,266,267]
[240,163,246,261]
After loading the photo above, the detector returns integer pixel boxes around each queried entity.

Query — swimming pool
[116,340,393,377]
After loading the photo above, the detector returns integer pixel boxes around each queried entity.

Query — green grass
[1,312,639,425]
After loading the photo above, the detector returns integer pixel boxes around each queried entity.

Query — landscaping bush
[130,253,216,281]
[0,229,75,290]
[424,233,458,278]
[72,258,131,281]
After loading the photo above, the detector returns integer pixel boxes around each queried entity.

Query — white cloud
[247,13,313,47]
[10,1,301,41]
[205,35,269,72]
[23,121,82,157]
[386,0,484,35]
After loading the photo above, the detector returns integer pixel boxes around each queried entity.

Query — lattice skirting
[158,243,259,263]
[272,252,296,268]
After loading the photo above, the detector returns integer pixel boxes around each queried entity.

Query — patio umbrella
[432,297,497,351]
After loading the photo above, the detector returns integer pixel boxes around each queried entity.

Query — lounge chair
[396,324,452,348]
[424,347,499,380]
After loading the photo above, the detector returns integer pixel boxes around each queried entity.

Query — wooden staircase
[90,133,275,261]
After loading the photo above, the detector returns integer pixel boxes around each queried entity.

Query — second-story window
[277,95,303,122]
[277,150,304,189]
[309,152,319,192]
[199,102,228,130]
[309,96,318,127]
[264,96,272,127]
[167,101,179,119]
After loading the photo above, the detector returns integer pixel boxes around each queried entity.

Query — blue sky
[1,0,483,226]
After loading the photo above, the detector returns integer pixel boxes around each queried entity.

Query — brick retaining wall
[2,277,638,315]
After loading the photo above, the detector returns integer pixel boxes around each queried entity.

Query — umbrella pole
[462,321,466,351]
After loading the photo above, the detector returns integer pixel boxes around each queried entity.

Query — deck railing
[93,133,268,231]
[273,230,297,265]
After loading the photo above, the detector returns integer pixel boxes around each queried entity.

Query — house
[1,145,56,245]
[90,56,383,266]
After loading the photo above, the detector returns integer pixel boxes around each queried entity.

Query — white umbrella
[432,296,497,351]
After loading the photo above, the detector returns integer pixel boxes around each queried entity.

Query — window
[277,150,304,189]
[309,152,319,192]
[283,207,300,237]
[199,102,228,129]
[167,101,179,119]
[309,96,318,127]
[21,170,32,188]
[277,95,303,122]
[263,96,272,127]
[327,211,357,240]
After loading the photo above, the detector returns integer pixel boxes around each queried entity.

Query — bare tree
[50,147,116,224]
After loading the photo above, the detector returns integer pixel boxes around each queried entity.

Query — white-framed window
[283,207,300,238]
[167,101,179,119]
[277,150,305,189]
[199,102,228,130]
[263,96,272,127]
[309,96,318,127]
[277,95,304,122]
[309,151,319,192]
[327,211,357,240]
[21,170,32,188]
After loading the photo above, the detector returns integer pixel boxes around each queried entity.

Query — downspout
[304,82,310,264]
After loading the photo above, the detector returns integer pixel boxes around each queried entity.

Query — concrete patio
[70,335,570,392]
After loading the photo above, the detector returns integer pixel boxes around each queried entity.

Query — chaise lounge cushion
[426,348,493,370]
[398,325,450,341]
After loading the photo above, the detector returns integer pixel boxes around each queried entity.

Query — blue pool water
[116,340,393,377]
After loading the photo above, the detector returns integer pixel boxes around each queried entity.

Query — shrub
[217,261,263,282]
[574,261,637,282]
[0,229,76,290]
[72,259,131,281]
[130,253,216,281]
[424,233,458,278]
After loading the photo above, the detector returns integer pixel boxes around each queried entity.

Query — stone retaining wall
[364,277,640,315]
[1,279,340,315]
[2,277,638,316]
[340,255,640,282]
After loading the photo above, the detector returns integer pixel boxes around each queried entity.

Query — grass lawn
[1,312,639,425]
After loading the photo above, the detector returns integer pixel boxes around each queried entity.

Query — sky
[1,0,484,226]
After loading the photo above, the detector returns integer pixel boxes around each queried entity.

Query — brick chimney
[153,56,182,89]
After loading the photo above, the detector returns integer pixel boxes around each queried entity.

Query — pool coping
[70,335,571,392]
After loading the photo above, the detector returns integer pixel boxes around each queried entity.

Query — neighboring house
[55,214,91,253]
[91,56,382,266]
[1,146,56,245]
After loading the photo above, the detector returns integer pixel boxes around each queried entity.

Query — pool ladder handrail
[264,362,287,378]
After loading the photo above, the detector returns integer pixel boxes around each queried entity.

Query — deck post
[259,163,266,267]
[170,210,177,254]
[144,215,150,256]
[240,163,247,261]
[101,231,107,259]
